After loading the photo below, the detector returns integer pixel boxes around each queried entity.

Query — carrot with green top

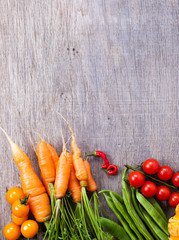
[84,160,97,192]
[57,115,104,240]
[54,140,70,199]
[57,113,88,187]
[44,132,71,240]
[68,153,81,202]
[36,141,58,196]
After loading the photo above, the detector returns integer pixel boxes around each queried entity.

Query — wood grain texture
[0,0,179,239]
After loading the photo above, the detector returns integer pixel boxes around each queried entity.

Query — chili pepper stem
[103,168,109,174]
[125,165,177,189]
[84,152,96,157]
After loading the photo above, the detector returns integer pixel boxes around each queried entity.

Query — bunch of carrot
[41,116,106,239]
[1,116,111,240]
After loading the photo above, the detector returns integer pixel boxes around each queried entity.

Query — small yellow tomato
[21,220,39,238]
[12,213,28,225]
[6,187,24,205]
[3,223,21,240]
[12,197,29,218]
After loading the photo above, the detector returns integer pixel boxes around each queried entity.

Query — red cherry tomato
[129,171,145,188]
[156,186,171,201]
[172,173,179,187]
[169,192,179,208]
[143,159,160,175]
[141,181,157,197]
[157,166,173,181]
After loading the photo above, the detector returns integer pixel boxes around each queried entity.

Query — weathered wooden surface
[0,0,179,239]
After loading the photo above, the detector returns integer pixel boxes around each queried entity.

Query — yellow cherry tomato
[12,213,28,225]
[21,220,39,238]
[3,223,21,240]
[12,196,29,218]
[6,187,24,205]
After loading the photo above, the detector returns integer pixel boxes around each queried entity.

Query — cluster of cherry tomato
[3,187,39,240]
[128,159,179,208]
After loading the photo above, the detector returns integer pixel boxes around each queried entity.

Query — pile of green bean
[99,169,169,240]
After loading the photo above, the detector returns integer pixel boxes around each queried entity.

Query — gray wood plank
[0,0,179,239]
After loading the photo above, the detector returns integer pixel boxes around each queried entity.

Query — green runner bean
[136,189,169,236]
[122,169,154,240]
[139,204,168,240]
[102,192,137,240]
[131,187,160,240]
[147,197,168,223]
[99,190,124,204]
[110,192,142,240]
[100,217,130,240]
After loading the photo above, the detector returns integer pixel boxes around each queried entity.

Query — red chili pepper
[85,151,109,169]
[106,165,118,175]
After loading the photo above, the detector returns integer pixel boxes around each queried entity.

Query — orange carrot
[38,143,58,196]
[1,128,51,222]
[37,141,56,183]
[71,137,88,186]
[54,152,70,199]
[41,172,51,197]
[20,165,45,197]
[84,161,97,192]
[54,132,71,199]
[68,153,81,202]
[28,193,51,222]
[58,114,88,187]
[47,143,59,168]
[0,128,45,197]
